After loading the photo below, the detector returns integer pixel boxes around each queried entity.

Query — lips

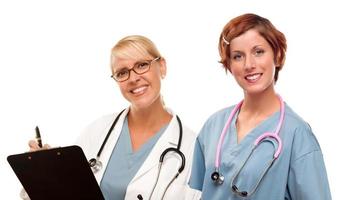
[245,73,262,82]
[130,85,148,95]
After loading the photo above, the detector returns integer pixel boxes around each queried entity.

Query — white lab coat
[76,108,201,200]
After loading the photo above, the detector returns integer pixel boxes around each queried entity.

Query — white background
[1,0,340,199]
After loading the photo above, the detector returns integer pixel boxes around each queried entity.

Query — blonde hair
[111,35,162,64]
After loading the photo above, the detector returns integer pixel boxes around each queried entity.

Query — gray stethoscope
[211,95,285,198]
[88,109,185,200]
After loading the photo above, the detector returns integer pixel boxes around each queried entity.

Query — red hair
[218,13,287,82]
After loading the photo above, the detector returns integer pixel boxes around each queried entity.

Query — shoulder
[167,108,198,140]
[75,112,122,150]
[80,113,118,136]
[203,106,235,129]
[284,104,311,129]
[284,103,314,137]
[182,126,197,145]
[195,105,236,150]
[283,103,322,159]
[171,115,197,144]
[88,114,117,128]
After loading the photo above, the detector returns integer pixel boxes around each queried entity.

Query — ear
[159,58,167,79]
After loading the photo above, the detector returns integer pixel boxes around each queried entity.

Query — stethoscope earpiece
[211,171,224,185]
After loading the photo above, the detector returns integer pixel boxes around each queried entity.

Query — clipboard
[7,145,104,200]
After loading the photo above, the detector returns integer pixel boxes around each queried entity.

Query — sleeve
[286,122,332,200]
[74,114,114,160]
[287,150,332,200]
[188,138,206,191]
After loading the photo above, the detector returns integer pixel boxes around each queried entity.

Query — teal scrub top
[100,117,167,200]
[189,103,331,200]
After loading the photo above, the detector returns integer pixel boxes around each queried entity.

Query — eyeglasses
[111,57,161,82]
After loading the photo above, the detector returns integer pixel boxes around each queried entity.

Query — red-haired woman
[188,13,331,200]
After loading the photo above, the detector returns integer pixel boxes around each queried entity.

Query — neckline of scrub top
[125,117,169,155]
[99,117,168,199]
[229,108,281,149]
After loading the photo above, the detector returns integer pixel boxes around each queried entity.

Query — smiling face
[229,29,277,95]
[112,54,166,110]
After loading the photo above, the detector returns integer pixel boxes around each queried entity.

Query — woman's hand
[20,140,52,199]
[28,140,50,151]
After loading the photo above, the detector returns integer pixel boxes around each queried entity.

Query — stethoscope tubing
[212,95,285,197]
[96,109,125,158]
[89,109,185,200]
[214,95,285,169]
[215,101,243,168]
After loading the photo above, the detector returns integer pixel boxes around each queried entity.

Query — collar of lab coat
[94,107,180,183]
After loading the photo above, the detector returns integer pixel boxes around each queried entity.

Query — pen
[35,126,42,148]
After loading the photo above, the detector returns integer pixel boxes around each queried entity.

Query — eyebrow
[113,59,151,72]
[113,66,130,73]
[231,45,265,53]
[252,45,264,49]
[231,50,243,54]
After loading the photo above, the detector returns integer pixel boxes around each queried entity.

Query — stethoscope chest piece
[89,158,102,173]
[211,171,224,185]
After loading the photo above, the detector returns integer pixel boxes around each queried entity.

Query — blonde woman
[27,35,200,200]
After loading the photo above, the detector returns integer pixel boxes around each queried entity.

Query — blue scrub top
[100,117,167,200]
[189,103,331,200]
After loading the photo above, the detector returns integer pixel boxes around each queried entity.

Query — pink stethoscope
[211,95,285,198]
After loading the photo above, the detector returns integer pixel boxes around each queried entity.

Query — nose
[244,55,256,71]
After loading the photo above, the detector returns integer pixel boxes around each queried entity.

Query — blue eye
[115,70,129,78]
[232,54,243,61]
[255,49,264,56]
[136,62,149,69]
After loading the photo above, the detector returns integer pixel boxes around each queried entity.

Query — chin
[130,98,155,110]
[129,92,161,108]
[243,83,274,96]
